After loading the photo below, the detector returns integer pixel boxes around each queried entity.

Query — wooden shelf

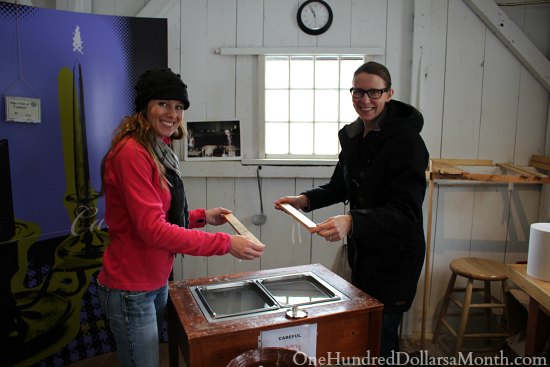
[426,156,550,184]
[420,154,550,348]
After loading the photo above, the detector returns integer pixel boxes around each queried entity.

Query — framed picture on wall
[184,120,241,160]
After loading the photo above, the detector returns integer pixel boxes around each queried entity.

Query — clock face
[298,0,333,35]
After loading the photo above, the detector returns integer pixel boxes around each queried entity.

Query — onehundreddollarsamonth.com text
[293,350,548,366]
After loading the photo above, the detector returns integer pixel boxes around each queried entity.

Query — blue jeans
[380,311,403,359]
[97,281,168,367]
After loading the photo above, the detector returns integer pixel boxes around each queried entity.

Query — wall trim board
[217,47,384,56]
[180,160,335,179]
[463,0,550,93]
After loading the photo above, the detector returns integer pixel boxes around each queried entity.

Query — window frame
[258,54,369,160]
[215,47,383,164]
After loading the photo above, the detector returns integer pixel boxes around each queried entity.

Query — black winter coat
[303,100,429,313]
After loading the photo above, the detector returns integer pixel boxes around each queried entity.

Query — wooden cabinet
[167,263,383,367]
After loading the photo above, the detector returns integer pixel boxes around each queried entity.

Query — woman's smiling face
[146,99,185,138]
[352,72,393,124]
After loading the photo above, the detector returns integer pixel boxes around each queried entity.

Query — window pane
[339,89,356,122]
[290,56,313,89]
[315,90,338,122]
[263,55,365,158]
[266,56,289,88]
[265,122,288,154]
[315,56,339,88]
[340,58,364,88]
[265,90,289,121]
[289,90,313,122]
[290,123,313,154]
[314,123,339,155]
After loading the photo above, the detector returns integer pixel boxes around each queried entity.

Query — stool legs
[432,274,509,354]
[500,280,509,332]
[484,281,492,334]
[455,278,474,354]
[432,272,457,344]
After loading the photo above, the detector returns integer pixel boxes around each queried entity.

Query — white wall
[38,0,550,338]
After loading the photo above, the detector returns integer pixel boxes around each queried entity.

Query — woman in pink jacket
[97,67,265,367]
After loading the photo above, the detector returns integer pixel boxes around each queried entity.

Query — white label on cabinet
[259,323,317,358]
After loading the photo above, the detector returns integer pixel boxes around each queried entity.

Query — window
[262,55,365,159]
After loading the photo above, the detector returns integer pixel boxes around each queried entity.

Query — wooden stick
[529,159,550,171]
[431,161,466,175]
[431,171,550,184]
[223,213,263,247]
[279,203,318,233]
[497,162,547,178]
[421,178,435,349]
[530,155,550,164]
[430,158,494,166]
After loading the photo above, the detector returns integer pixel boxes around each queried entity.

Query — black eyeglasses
[350,87,389,99]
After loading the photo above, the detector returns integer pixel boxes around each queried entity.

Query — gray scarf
[153,137,188,228]
[153,136,181,181]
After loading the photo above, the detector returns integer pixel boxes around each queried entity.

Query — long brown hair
[99,110,185,194]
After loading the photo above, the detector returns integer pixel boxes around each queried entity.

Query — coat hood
[341,100,424,141]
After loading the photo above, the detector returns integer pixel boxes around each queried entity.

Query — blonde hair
[100,111,185,193]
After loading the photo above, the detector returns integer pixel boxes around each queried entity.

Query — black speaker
[0,139,15,242]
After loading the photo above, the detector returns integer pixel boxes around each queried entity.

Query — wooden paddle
[279,203,317,233]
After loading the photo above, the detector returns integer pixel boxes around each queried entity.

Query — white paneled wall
[43,0,550,337]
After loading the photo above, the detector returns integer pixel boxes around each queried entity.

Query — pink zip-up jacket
[97,137,230,291]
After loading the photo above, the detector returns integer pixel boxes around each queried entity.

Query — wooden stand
[507,264,550,357]
[167,263,383,367]
[420,155,550,348]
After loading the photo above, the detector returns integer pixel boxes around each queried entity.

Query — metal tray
[193,280,279,320]
[258,272,340,307]
[190,271,347,322]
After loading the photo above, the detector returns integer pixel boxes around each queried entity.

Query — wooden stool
[432,257,509,354]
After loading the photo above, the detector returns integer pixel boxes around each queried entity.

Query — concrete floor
[64,343,185,367]
[64,334,515,367]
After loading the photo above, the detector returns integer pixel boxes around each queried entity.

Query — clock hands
[307,5,317,27]
[308,5,319,27]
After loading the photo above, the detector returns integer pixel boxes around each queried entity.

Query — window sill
[180,158,337,178]
[241,158,337,166]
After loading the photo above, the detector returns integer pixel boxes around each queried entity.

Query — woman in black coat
[275,61,429,359]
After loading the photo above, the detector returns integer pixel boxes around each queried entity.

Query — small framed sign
[5,96,41,123]
[184,119,241,161]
